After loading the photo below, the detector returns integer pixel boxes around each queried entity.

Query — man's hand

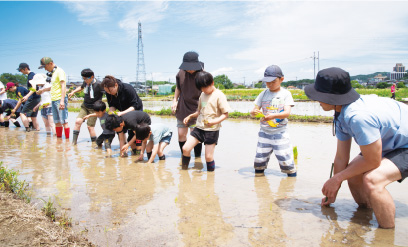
[183,116,190,126]
[59,101,65,110]
[321,176,342,206]
[68,92,74,99]
[138,154,144,161]
[11,109,16,114]
[36,89,43,95]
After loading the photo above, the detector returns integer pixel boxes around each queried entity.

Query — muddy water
[1,114,407,246]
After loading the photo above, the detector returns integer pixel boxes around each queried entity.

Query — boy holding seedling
[182,71,231,171]
[134,123,172,163]
[250,65,297,177]
[83,101,115,156]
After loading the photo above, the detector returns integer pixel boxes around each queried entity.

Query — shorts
[51,96,69,124]
[77,103,96,127]
[160,132,173,144]
[190,127,219,145]
[41,107,53,118]
[96,133,115,149]
[384,148,408,183]
[21,97,41,117]
[177,118,196,128]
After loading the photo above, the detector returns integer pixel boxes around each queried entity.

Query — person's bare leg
[363,158,402,228]
[347,155,371,207]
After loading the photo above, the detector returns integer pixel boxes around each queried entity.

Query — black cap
[17,63,29,71]
[304,67,360,105]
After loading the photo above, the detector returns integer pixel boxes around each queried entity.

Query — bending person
[305,67,408,229]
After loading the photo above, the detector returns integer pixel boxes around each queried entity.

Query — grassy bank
[68,107,333,123]
[0,162,31,203]
[125,88,408,102]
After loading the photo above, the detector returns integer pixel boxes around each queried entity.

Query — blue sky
[1,1,408,85]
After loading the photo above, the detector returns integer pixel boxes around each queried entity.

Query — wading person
[6,82,31,131]
[0,99,22,128]
[172,51,204,158]
[101,75,143,155]
[305,67,408,229]
[0,80,7,126]
[83,101,115,156]
[30,74,55,135]
[182,71,231,171]
[250,65,297,177]
[17,63,41,130]
[38,57,70,139]
[134,123,173,163]
[104,111,151,158]
[68,69,104,145]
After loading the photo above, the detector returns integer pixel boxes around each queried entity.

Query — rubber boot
[13,121,21,128]
[56,127,63,138]
[4,121,9,128]
[147,152,152,160]
[182,155,191,170]
[194,143,202,157]
[179,141,186,152]
[206,160,215,171]
[64,127,70,139]
[72,130,80,145]
[29,121,34,129]
[91,136,96,142]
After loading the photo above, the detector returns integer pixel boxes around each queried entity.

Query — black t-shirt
[121,111,151,131]
[105,81,143,111]
[27,72,40,100]
[81,79,104,109]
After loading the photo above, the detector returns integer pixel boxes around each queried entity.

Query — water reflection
[177,168,234,246]
[249,176,296,246]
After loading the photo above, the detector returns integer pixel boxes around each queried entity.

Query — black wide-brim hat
[304,67,360,105]
[179,51,204,71]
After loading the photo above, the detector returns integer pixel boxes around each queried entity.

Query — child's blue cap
[262,65,284,82]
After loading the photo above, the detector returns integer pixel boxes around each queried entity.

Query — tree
[351,80,363,88]
[376,82,390,89]
[0,73,27,86]
[397,82,406,88]
[236,85,246,89]
[254,82,263,88]
[214,83,225,90]
[213,74,233,89]
[172,84,177,92]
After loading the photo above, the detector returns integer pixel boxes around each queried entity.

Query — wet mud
[1,114,407,246]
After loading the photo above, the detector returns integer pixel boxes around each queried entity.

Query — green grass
[68,106,333,123]
[0,162,31,203]
[41,197,57,221]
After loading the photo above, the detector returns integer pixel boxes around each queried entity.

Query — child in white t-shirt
[250,65,297,177]
[31,74,55,135]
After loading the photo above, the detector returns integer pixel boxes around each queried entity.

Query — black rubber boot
[72,130,80,145]
[182,155,191,170]
[194,143,202,157]
[13,121,21,127]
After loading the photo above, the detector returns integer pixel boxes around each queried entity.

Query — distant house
[297,82,310,90]
[66,81,82,89]
[373,74,387,82]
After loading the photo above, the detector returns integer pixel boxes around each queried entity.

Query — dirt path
[0,191,94,247]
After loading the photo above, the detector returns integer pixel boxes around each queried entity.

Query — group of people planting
[1,51,407,229]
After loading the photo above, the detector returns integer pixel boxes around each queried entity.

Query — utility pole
[313,52,316,79]
[151,73,154,97]
[136,21,146,95]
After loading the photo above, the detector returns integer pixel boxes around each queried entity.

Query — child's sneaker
[287,172,297,177]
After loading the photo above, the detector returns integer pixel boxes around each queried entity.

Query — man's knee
[75,118,83,126]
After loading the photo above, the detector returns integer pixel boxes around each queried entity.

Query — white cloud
[211,67,234,76]
[118,2,169,38]
[64,1,110,25]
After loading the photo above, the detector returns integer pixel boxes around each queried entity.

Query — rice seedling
[293,146,298,160]
[40,197,57,221]
[0,162,31,203]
